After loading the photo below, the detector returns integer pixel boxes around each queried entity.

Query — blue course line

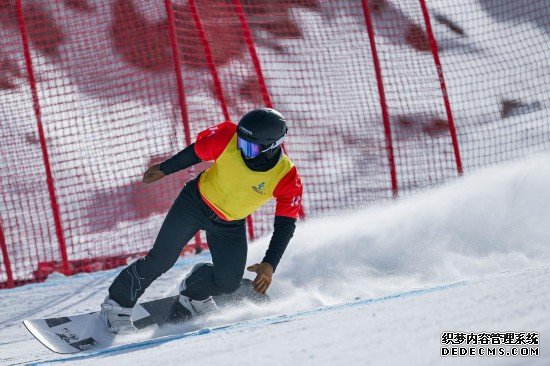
[30,280,467,365]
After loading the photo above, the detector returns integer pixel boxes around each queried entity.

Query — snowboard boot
[178,295,219,317]
[178,263,219,316]
[100,296,136,334]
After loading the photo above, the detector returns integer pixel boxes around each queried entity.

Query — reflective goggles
[237,134,286,159]
[238,137,261,158]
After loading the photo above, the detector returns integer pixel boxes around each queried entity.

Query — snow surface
[1,153,549,365]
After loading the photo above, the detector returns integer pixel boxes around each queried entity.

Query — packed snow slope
[1,153,549,365]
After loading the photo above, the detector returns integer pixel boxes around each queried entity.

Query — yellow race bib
[198,134,293,220]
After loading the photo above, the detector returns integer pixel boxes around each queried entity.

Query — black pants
[109,176,248,308]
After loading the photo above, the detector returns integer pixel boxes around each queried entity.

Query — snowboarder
[100,108,303,333]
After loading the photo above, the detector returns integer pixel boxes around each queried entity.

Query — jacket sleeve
[262,215,297,272]
[159,143,202,175]
[273,166,303,219]
[263,166,303,271]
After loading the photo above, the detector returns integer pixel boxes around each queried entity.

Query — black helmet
[237,108,288,148]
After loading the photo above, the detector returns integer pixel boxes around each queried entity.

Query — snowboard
[24,278,268,354]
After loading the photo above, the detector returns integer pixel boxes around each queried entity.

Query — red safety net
[0,0,548,287]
